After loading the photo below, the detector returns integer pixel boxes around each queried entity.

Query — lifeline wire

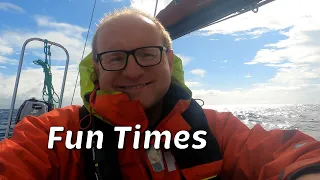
[71,0,97,105]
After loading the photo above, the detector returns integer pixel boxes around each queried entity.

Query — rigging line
[71,0,97,105]
[207,0,275,26]
[154,0,159,17]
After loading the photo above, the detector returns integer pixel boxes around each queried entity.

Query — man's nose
[121,55,144,79]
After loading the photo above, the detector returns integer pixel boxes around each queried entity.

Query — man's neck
[145,100,163,128]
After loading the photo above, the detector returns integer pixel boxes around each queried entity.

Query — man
[0,8,320,180]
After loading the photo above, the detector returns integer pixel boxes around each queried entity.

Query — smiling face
[94,14,174,109]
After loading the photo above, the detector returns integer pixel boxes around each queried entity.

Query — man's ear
[166,49,174,74]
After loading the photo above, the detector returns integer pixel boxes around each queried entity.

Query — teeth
[123,83,147,89]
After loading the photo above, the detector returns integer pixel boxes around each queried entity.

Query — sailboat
[3,0,276,139]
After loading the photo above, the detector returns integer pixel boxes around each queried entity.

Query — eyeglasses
[96,46,168,71]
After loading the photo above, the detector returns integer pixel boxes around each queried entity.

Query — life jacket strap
[79,106,123,180]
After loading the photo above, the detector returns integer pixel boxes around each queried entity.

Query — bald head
[96,14,163,53]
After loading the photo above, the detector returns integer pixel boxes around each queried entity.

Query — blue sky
[0,0,319,108]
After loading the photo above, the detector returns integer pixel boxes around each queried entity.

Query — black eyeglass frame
[96,46,168,71]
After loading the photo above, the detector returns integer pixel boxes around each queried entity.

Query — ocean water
[203,104,320,141]
[0,104,319,141]
[0,109,17,139]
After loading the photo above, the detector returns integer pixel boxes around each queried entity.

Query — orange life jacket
[80,83,223,179]
[79,104,222,179]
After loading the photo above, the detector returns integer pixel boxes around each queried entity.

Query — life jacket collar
[89,83,148,129]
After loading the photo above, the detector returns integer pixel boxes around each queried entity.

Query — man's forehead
[97,14,162,50]
[100,14,157,31]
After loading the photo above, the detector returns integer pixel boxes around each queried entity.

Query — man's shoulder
[35,105,83,126]
[11,105,83,137]
[54,105,82,112]
[44,105,82,116]
[202,108,241,128]
[202,108,234,119]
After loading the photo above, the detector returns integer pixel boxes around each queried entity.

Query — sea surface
[0,104,319,141]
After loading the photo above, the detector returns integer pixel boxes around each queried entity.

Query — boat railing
[4,38,70,139]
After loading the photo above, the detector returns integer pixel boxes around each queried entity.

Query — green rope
[33,40,59,109]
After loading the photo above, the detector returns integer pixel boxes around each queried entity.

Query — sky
[0,0,320,109]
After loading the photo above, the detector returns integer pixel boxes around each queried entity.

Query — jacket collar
[88,83,192,131]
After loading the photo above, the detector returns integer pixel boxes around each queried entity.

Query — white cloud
[175,54,192,66]
[185,81,202,88]
[190,69,206,77]
[0,46,13,55]
[0,36,15,65]
[191,83,320,105]
[0,2,24,13]
[235,37,248,41]
[0,66,6,69]
[0,56,18,65]
[222,60,228,63]
[245,75,252,78]
[0,37,13,55]
[34,16,87,39]
[232,28,270,40]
